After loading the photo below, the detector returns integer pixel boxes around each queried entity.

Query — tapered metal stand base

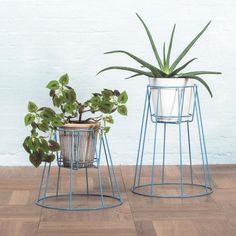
[36,133,122,211]
[132,85,213,198]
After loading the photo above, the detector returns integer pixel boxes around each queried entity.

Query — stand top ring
[148,84,197,89]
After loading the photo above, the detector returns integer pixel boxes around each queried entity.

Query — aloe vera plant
[97,13,221,97]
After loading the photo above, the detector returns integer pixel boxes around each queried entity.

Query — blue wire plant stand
[36,128,123,211]
[132,84,213,198]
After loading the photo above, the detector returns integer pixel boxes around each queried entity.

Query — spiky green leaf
[97,66,155,77]
[104,50,166,77]
[179,71,221,77]
[163,42,166,67]
[124,74,142,80]
[182,76,213,97]
[170,21,211,71]
[168,58,197,77]
[166,24,176,67]
[136,13,163,69]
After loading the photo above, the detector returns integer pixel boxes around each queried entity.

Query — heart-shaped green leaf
[28,101,38,113]
[118,91,128,104]
[117,105,128,116]
[46,80,60,90]
[59,73,69,85]
[24,114,35,126]
[48,140,60,151]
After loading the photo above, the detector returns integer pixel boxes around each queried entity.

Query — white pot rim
[148,77,194,86]
[148,77,189,80]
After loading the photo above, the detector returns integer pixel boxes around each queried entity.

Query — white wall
[0,0,235,166]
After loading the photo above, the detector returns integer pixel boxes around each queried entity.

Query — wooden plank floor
[0,165,236,236]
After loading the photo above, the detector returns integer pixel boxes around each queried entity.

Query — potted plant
[97,13,221,121]
[23,74,128,168]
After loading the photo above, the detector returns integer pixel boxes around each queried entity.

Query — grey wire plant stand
[132,84,213,198]
[36,129,123,211]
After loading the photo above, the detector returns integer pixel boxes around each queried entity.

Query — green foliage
[23,104,61,167]
[48,140,60,151]
[46,80,60,90]
[117,105,128,116]
[23,74,128,167]
[118,91,128,104]
[24,114,35,126]
[28,101,38,113]
[29,153,42,168]
[59,73,69,85]
[97,13,221,97]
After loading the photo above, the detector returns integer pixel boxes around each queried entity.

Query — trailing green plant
[23,74,128,167]
[97,13,221,97]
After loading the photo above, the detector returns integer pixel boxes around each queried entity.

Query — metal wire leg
[103,140,115,197]
[187,122,194,184]
[104,135,122,201]
[195,89,212,189]
[178,88,184,196]
[161,123,167,183]
[69,133,74,209]
[85,168,89,194]
[97,139,104,207]
[37,162,47,202]
[133,89,149,189]
[195,89,208,193]
[42,162,51,206]
[150,117,158,195]
[178,122,184,196]
[56,166,61,196]
[133,90,148,189]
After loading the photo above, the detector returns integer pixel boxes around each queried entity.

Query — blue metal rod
[190,87,196,122]
[69,131,74,209]
[76,131,81,169]
[37,162,46,201]
[54,131,60,167]
[150,89,160,195]
[97,138,104,207]
[187,122,194,184]
[93,130,98,165]
[137,89,151,186]
[178,88,184,195]
[42,162,51,206]
[180,88,185,124]
[133,88,148,189]
[85,168,89,194]
[102,138,115,197]
[194,87,208,193]
[161,123,167,183]
[56,166,61,196]
[104,135,122,201]
[196,89,212,188]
